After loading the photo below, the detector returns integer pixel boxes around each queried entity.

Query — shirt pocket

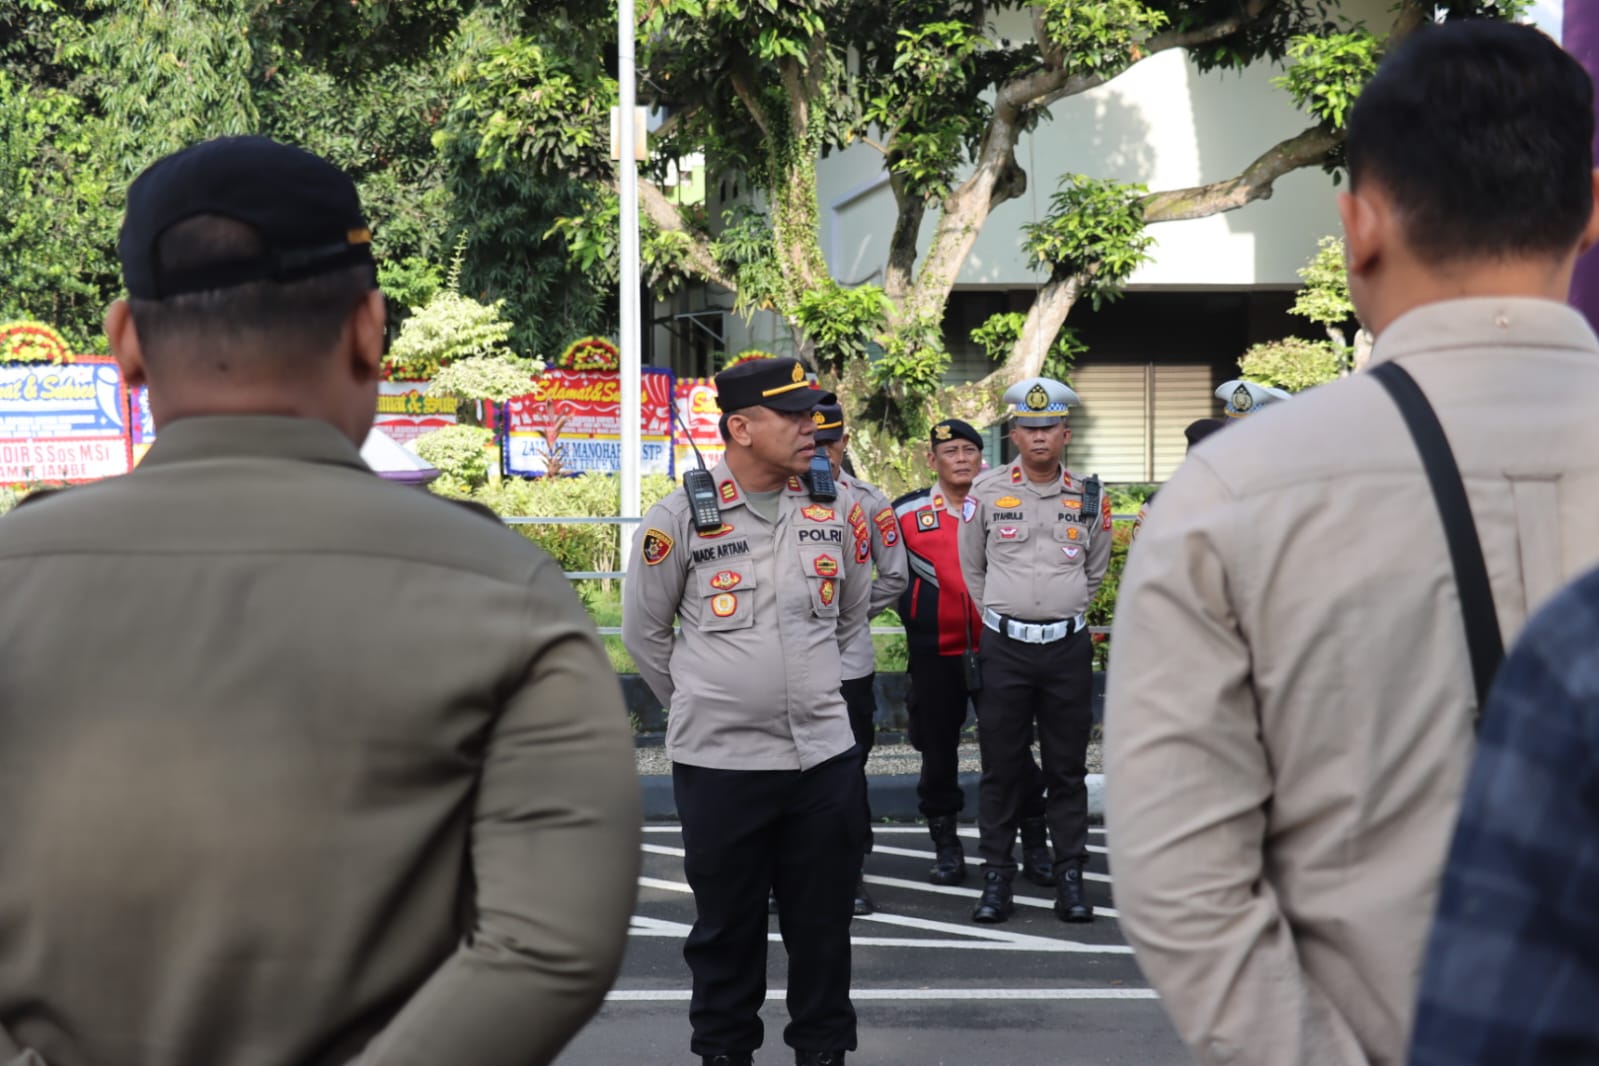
[698,565,757,632]
[1052,521,1088,563]
[796,545,844,619]
[988,522,1031,553]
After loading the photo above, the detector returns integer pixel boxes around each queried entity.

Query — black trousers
[842,674,877,860]
[674,751,864,1058]
[908,650,1046,823]
[973,626,1093,870]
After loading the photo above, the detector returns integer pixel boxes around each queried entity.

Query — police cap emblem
[1025,384,1050,411]
[1231,384,1254,414]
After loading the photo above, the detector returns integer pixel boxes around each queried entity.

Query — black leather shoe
[704,1054,753,1066]
[927,815,967,885]
[1019,816,1054,887]
[795,1052,846,1065]
[1054,864,1094,923]
[971,869,1014,924]
[852,876,875,916]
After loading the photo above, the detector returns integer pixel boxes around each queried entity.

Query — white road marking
[642,845,1118,916]
[634,878,1129,953]
[607,988,1157,1002]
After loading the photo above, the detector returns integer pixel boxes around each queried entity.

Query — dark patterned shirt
[1410,564,1599,1065]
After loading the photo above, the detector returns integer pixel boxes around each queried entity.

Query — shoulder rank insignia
[718,480,738,504]
[1009,467,1024,485]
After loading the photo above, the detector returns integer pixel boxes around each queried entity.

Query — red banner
[503,369,674,477]
[673,377,725,471]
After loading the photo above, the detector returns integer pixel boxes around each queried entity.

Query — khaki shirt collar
[1372,296,1599,365]
[710,460,812,513]
[138,415,368,473]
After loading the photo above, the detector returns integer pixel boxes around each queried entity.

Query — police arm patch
[641,528,675,565]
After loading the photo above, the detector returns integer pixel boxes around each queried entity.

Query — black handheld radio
[671,403,725,532]
[804,452,838,502]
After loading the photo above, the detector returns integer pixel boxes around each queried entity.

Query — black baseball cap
[714,357,824,413]
[930,418,982,449]
[812,400,845,442]
[119,136,375,300]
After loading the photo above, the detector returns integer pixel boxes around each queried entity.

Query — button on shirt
[835,472,908,679]
[623,464,872,771]
[958,460,1112,622]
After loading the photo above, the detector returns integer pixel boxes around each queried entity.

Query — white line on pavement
[635,878,1130,953]
[860,870,1119,920]
[607,988,1158,1002]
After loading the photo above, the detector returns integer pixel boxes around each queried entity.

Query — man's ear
[348,289,386,383]
[1578,169,1599,256]
[1337,188,1383,280]
[727,412,753,447]
[105,299,148,390]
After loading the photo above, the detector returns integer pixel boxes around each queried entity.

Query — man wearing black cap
[0,137,642,1066]
[624,357,870,1066]
[812,398,908,915]
[892,419,1052,887]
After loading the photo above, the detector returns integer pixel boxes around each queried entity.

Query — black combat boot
[852,873,875,916]
[971,868,1015,924]
[927,815,967,885]
[704,1054,753,1066]
[1054,864,1094,923]
[1019,816,1053,887]
[795,1051,846,1065]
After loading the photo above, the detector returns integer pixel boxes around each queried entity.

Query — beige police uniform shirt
[0,416,641,1066]
[623,462,871,771]
[958,459,1113,622]
[836,472,908,679]
[1106,297,1599,1066]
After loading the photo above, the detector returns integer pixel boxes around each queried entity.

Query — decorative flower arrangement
[722,350,779,370]
[0,322,75,364]
[556,336,620,372]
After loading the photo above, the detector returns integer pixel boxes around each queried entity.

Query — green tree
[498,0,1514,457]
[1237,233,1364,391]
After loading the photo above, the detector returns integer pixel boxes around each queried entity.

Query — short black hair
[1347,20,1594,264]
[129,215,375,364]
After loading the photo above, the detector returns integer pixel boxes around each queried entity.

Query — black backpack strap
[1370,361,1504,725]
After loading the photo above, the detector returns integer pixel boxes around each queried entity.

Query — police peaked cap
[1217,379,1292,419]
[714,357,825,414]
[1003,376,1080,427]
[119,136,375,300]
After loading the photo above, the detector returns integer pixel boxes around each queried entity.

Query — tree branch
[1001,0,1279,114]
[636,180,738,292]
[1140,124,1340,223]
[884,171,926,307]
[729,70,771,138]
[651,102,701,146]
[945,272,1086,426]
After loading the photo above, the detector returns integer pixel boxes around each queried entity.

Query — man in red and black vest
[892,419,1051,887]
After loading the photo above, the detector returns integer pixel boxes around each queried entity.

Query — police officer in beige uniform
[0,137,641,1066]
[623,358,870,1066]
[1131,379,1288,543]
[958,377,1112,925]
[812,399,907,915]
[1107,21,1599,1066]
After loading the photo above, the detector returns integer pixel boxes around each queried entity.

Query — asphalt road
[555,823,1189,1066]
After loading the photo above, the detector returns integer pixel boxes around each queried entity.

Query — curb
[639,771,1106,824]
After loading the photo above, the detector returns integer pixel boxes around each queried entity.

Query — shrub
[1088,519,1134,670]
[413,425,493,493]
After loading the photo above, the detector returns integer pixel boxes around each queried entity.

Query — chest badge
[697,523,736,539]
[1063,545,1082,559]
[710,592,738,617]
[802,503,836,522]
[917,509,940,531]
[813,554,839,577]
[998,527,1020,540]
[819,578,837,606]
[994,495,1022,508]
[642,528,674,565]
[1063,498,1081,510]
[709,570,743,591]
[1067,526,1081,541]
